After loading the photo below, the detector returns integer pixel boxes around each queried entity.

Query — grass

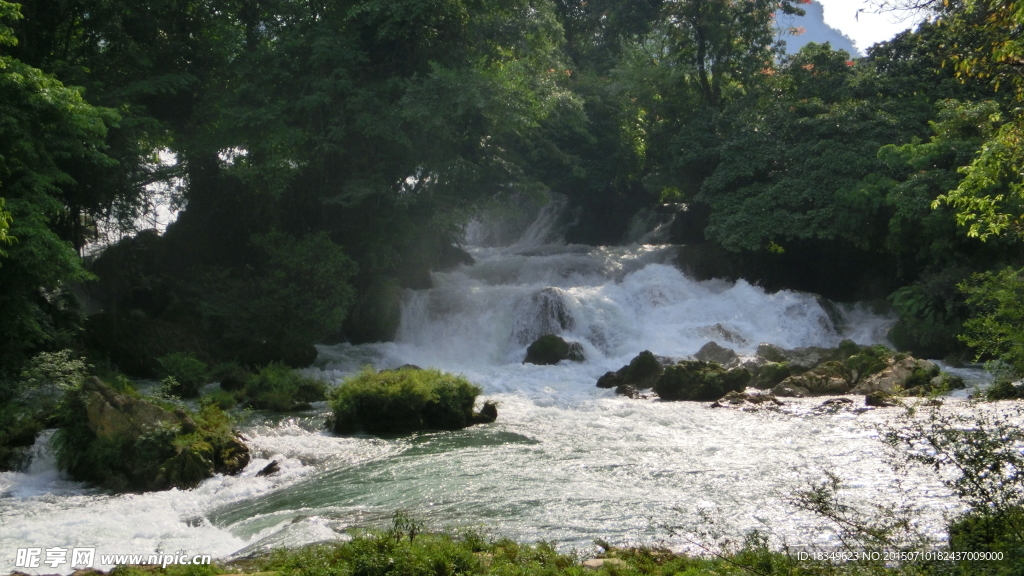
[330,367,482,434]
[89,500,1024,576]
[108,526,1012,576]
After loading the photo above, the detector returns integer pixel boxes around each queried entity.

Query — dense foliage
[0,0,1020,376]
[1,0,1024,439]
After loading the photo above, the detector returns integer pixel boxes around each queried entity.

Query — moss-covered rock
[750,340,958,398]
[755,341,856,373]
[524,334,585,365]
[596,351,664,390]
[653,361,750,401]
[330,367,489,434]
[850,357,939,394]
[751,361,791,389]
[775,365,851,395]
[711,390,783,408]
[843,345,899,382]
[54,377,249,491]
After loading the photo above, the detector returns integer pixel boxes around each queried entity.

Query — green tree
[199,231,358,365]
[0,1,118,372]
[698,43,913,252]
[925,0,1024,242]
[959,266,1024,373]
[663,0,803,107]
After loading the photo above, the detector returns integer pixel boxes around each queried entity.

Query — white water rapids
[0,211,992,573]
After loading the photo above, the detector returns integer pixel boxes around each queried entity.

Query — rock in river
[524,334,585,365]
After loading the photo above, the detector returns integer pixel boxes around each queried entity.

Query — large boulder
[850,358,939,394]
[755,341,858,372]
[773,361,852,395]
[752,340,957,397]
[524,334,585,365]
[60,378,249,491]
[654,361,751,401]
[596,351,666,390]
[771,381,811,397]
[694,341,739,368]
[83,377,182,438]
[711,390,783,408]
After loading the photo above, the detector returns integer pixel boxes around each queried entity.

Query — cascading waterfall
[0,202,986,574]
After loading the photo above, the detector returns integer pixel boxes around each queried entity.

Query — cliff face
[778,1,861,56]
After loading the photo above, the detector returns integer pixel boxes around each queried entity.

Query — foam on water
[0,220,980,574]
[359,243,892,375]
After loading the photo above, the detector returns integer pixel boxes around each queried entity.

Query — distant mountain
[777,1,861,57]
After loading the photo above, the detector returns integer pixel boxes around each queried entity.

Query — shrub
[202,389,238,410]
[242,362,326,411]
[883,402,1024,574]
[0,404,45,471]
[948,506,1024,575]
[156,353,209,398]
[331,367,482,434]
[19,349,89,394]
[211,362,249,392]
[960,266,1024,374]
[985,379,1024,400]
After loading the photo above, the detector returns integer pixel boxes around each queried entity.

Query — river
[0,207,988,573]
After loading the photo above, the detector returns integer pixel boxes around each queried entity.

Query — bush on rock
[54,377,249,491]
[331,367,489,434]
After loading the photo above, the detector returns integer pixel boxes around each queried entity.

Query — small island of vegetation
[331,367,495,435]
